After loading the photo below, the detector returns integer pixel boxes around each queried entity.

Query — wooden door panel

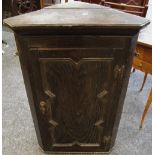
[25,34,132,151]
[39,58,114,148]
[27,45,127,151]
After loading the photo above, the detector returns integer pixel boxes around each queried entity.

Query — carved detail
[45,90,56,98]
[95,120,104,128]
[72,141,81,147]
[97,89,108,103]
[126,0,139,6]
[103,136,111,145]
[49,119,59,127]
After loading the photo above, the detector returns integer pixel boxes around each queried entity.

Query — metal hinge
[113,65,125,80]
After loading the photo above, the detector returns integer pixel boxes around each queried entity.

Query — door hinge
[114,65,125,80]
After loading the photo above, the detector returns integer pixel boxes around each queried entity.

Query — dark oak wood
[4,2,149,30]
[4,1,149,153]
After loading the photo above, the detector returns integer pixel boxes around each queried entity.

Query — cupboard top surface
[4,2,149,31]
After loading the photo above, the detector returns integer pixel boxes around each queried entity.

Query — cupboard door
[21,35,133,151]
[28,48,126,152]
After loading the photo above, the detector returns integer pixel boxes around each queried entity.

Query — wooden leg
[139,72,147,92]
[139,89,152,129]
[40,0,43,8]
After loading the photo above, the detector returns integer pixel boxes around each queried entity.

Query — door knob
[40,101,47,114]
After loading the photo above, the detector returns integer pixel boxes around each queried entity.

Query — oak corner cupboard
[4,1,149,153]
